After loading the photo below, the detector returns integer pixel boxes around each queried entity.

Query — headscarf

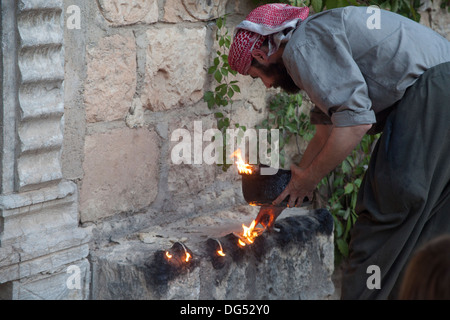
[228,4,309,75]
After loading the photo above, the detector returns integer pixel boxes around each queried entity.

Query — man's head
[248,42,300,94]
[228,4,308,93]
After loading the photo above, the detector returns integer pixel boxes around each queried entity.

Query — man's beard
[252,59,300,94]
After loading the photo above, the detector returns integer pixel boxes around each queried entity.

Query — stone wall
[0,0,90,300]
[62,0,270,230]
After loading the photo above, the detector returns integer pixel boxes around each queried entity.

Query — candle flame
[165,251,173,259]
[231,149,253,175]
[237,220,263,247]
[217,249,226,257]
[185,252,191,263]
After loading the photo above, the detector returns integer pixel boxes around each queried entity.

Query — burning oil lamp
[235,220,265,247]
[164,242,192,263]
[213,238,226,257]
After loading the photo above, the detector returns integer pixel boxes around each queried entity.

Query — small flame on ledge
[238,239,247,247]
[165,242,192,263]
[217,249,226,257]
[214,238,226,257]
[236,220,264,247]
[231,149,253,175]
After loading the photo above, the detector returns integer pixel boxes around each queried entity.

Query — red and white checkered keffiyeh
[228,4,309,75]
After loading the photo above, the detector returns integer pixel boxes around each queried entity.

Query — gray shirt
[283,6,450,127]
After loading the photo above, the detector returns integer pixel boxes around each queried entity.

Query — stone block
[80,127,160,222]
[84,33,136,123]
[0,181,90,283]
[89,207,335,300]
[142,26,206,111]
[163,0,227,22]
[164,116,242,217]
[97,0,159,26]
[0,259,90,300]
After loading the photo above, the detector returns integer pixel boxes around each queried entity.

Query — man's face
[248,58,300,94]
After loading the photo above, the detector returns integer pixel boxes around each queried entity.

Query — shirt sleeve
[310,106,332,125]
[284,32,377,127]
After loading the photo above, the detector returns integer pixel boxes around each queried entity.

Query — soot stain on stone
[143,242,197,295]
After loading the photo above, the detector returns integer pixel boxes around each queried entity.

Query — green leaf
[214,70,223,83]
[204,90,213,101]
[221,67,228,77]
[204,91,215,109]
[286,103,295,118]
[341,160,352,175]
[336,238,349,257]
[343,207,351,220]
[333,216,344,238]
[392,0,399,12]
[311,0,322,13]
[214,112,224,119]
[227,88,234,99]
[208,66,217,75]
[285,123,298,133]
[325,0,347,9]
[344,183,354,195]
[231,85,240,93]
[216,17,223,29]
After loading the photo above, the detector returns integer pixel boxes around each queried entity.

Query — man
[228,3,450,299]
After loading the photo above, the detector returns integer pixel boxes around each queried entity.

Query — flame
[237,220,263,247]
[231,149,253,175]
[217,249,226,257]
[185,252,191,263]
[165,251,173,259]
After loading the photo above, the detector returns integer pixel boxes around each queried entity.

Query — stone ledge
[90,207,335,300]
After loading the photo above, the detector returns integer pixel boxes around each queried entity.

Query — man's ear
[251,49,269,65]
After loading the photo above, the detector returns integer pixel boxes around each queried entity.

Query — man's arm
[297,124,334,169]
[273,124,372,208]
[254,124,333,229]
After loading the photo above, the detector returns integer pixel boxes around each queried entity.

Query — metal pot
[240,165,310,207]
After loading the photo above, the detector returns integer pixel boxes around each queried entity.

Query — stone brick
[1,259,90,300]
[80,127,160,222]
[84,33,136,123]
[163,0,227,22]
[97,0,159,26]
[142,26,206,111]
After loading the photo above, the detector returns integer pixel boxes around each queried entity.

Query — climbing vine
[203,15,246,171]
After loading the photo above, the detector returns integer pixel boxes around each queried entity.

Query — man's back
[283,6,450,126]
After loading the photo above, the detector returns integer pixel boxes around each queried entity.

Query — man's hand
[255,205,285,230]
[272,164,316,208]
[272,124,372,208]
